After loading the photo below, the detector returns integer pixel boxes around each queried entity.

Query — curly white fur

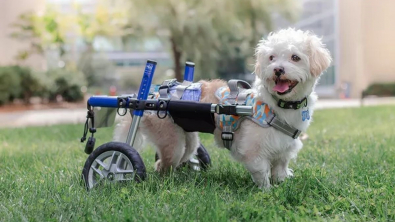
[113,28,332,189]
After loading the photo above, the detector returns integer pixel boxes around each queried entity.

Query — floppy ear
[254,54,262,77]
[307,35,332,77]
[254,42,269,79]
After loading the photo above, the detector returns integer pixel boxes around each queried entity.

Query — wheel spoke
[115,153,124,168]
[91,166,105,179]
[94,159,109,171]
[109,151,117,165]
[117,178,134,181]
[115,169,134,174]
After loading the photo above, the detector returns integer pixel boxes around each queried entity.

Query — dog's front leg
[271,158,293,184]
[271,139,303,183]
[244,158,271,190]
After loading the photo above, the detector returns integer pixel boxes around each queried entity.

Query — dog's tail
[113,115,145,151]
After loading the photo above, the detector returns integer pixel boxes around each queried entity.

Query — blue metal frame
[184,62,195,82]
[87,60,195,109]
[88,96,118,108]
[133,60,157,116]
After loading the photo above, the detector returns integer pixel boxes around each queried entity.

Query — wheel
[154,143,211,171]
[196,143,211,170]
[82,142,146,190]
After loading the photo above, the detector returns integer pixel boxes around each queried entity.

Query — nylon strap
[172,81,192,100]
[265,113,301,139]
[227,79,251,104]
[159,79,178,99]
[221,124,233,149]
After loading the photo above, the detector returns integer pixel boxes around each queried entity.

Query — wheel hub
[107,172,115,181]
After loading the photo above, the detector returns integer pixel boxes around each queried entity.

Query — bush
[0,66,86,105]
[0,66,46,105]
[363,83,395,97]
[44,68,87,102]
[0,66,21,105]
[14,66,44,103]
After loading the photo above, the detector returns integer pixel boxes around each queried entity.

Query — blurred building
[0,0,46,70]
[275,0,395,98]
[338,0,395,98]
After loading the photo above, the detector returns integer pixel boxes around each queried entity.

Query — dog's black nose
[274,67,284,77]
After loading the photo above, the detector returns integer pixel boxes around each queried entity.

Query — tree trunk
[170,37,183,82]
[24,91,32,105]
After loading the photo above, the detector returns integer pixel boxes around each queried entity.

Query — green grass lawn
[1,106,395,221]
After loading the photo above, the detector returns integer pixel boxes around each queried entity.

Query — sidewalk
[1,97,394,128]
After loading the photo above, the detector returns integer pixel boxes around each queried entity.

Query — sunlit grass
[0,105,394,221]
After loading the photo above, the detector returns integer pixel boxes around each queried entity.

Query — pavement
[1,97,394,128]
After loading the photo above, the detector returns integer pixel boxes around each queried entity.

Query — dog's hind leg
[179,132,200,164]
[140,114,186,172]
[154,131,186,172]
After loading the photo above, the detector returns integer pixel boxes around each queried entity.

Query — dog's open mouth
[273,77,298,95]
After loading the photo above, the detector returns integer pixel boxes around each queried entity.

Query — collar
[272,96,308,110]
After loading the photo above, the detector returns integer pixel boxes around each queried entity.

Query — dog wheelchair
[80,60,254,190]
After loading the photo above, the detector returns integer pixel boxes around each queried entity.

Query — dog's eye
[269,55,274,61]
[291,55,300,62]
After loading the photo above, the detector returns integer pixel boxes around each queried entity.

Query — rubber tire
[154,143,211,170]
[82,142,146,190]
[196,143,211,170]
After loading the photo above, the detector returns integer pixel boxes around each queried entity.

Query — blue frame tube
[87,60,157,110]
[127,60,157,146]
[184,62,195,82]
[133,60,157,116]
[88,96,119,108]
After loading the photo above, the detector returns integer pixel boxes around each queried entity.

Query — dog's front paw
[287,168,294,177]
[154,159,162,172]
[272,168,294,184]
[251,171,271,190]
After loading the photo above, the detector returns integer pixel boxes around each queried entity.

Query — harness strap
[221,123,233,149]
[172,81,193,100]
[227,79,251,104]
[266,113,301,139]
[159,79,178,99]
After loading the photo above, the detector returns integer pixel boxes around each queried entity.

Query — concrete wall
[362,0,395,84]
[0,0,45,69]
[338,0,395,98]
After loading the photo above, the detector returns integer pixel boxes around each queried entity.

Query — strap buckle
[221,131,234,141]
[215,104,238,115]
[221,131,233,150]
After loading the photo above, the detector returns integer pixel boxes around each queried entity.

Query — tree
[11,0,133,86]
[129,0,299,80]
[74,0,133,86]
[10,7,68,61]
[216,0,300,78]
[129,0,235,80]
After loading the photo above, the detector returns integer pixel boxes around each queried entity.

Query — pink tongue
[273,81,290,93]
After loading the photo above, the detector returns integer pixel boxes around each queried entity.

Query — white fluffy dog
[114,28,331,189]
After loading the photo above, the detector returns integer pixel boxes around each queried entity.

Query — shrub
[0,66,21,105]
[363,82,395,97]
[0,66,87,105]
[45,68,87,102]
[13,66,44,103]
